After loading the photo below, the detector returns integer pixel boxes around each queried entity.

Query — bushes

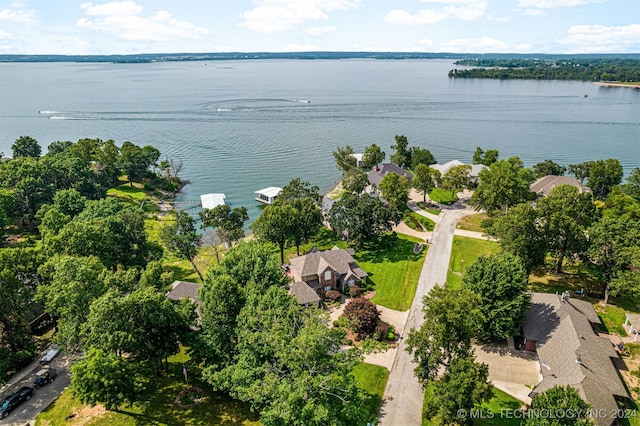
[342,298,380,340]
[349,285,362,298]
[325,290,341,301]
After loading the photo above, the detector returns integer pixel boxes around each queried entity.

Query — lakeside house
[200,193,226,210]
[289,281,321,307]
[530,175,592,198]
[166,280,202,323]
[430,160,487,185]
[522,292,629,426]
[367,163,413,194]
[289,246,367,297]
[255,186,282,204]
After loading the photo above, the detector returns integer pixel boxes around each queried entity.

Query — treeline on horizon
[449,58,640,82]
[1,51,639,63]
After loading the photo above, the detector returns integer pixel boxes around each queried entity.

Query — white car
[40,345,60,365]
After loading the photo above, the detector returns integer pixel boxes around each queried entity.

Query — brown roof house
[289,281,321,307]
[166,280,202,322]
[530,175,592,198]
[367,163,413,194]
[522,292,629,426]
[289,246,367,297]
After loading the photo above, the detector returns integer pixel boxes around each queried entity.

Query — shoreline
[593,82,640,89]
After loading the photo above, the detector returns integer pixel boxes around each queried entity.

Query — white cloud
[439,36,509,52]
[518,0,607,8]
[385,0,487,25]
[419,38,433,46]
[0,9,35,24]
[519,8,546,16]
[557,24,640,53]
[486,14,512,23]
[240,0,361,33]
[76,1,209,42]
[306,25,336,36]
[0,29,13,39]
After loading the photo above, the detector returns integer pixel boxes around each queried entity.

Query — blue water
[0,59,638,222]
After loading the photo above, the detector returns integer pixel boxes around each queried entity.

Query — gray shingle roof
[289,281,321,305]
[367,163,413,187]
[523,293,628,426]
[530,175,592,198]
[166,280,201,302]
[289,246,367,280]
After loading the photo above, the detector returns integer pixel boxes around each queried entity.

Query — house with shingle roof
[289,246,367,297]
[530,175,591,198]
[367,163,412,193]
[431,160,487,185]
[522,292,629,426]
[289,281,321,307]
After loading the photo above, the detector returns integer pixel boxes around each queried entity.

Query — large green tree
[119,141,149,186]
[332,145,357,173]
[161,210,203,280]
[410,146,436,169]
[390,135,411,168]
[251,202,297,264]
[442,164,471,200]
[327,193,401,249]
[412,164,441,204]
[276,179,324,255]
[342,168,369,194]
[199,204,248,248]
[378,172,409,210]
[472,147,499,166]
[463,252,531,342]
[362,143,385,168]
[406,285,482,383]
[471,159,535,215]
[533,159,566,178]
[524,385,593,426]
[538,185,596,273]
[620,167,640,202]
[587,158,623,201]
[12,136,41,159]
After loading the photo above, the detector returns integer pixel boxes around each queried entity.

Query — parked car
[34,367,57,388]
[40,344,60,365]
[0,387,33,418]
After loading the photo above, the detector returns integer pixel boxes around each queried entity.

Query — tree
[406,285,482,384]
[199,204,248,248]
[332,145,357,173]
[390,135,411,168]
[327,193,401,249]
[138,260,173,291]
[53,188,86,217]
[568,161,593,183]
[276,179,324,255]
[378,172,409,210]
[342,168,369,194]
[472,147,499,166]
[36,255,108,349]
[538,185,596,273]
[342,298,380,340]
[412,164,441,204]
[463,253,531,342]
[423,356,493,426]
[277,178,321,205]
[410,146,436,169]
[620,167,640,202]
[442,164,471,200]
[12,136,41,159]
[587,158,623,201]
[524,385,593,426]
[161,210,203,281]
[251,202,297,264]
[119,141,148,186]
[533,159,566,178]
[484,203,547,273]
[362,143,385,168]
[471,159,535,215]
[204,285,370,425]
[217,240,289,289]
[70,347,147,410]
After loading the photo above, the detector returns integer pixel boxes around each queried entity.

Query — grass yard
[429,188,458,204]
[284,228,348,261]
[594,303,630,335]
[528,264,604,297]
[36,348,259,426]
[456,212,489,233]
[446,236,500,289]
[361,234,427,311]
[107,182,148,201]
[351,363,389,421]
[404,211,436,231]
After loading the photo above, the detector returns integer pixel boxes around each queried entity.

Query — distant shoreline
[593,82,640,89]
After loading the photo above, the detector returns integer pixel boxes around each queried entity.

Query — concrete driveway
[0,352,71,426]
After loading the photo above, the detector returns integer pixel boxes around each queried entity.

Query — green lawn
[456,213,489,233]
[429,188,458,204]
[594,303,629,335]
[107,181,148,201]
[447,236,500,289]
[361,234,427,311]
[36,348,259,426]
[404,211,436,231]
[351,363,389,421]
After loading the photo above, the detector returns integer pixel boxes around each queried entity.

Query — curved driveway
[379,206,472,425]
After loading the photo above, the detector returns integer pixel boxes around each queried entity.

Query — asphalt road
[379,205,472,425]
[0,352,71,426]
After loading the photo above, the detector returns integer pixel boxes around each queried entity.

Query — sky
[0,0,638,55]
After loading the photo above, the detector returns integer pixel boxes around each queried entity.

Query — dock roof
[255,187,282,198]
[200,193,226,209]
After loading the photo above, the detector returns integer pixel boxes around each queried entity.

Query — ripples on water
[1,60,639,221]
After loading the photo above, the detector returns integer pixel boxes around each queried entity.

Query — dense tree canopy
[533,159,566,178]
[161,210,203,280]
[390,135,411,168]
[251,202,297,264]
[472,147,499,166]
[342,298,381,340]
[471,158,535,215]
[463,252,531,342]
[362,143,385,169]
[12,136,41,159]
[412,164,441,204]
[199,204,248,248]
[332,145,357,173]
[524,385,593,426]
[378,172,409,210]
[442,164,471,199]
[410,146,436,169]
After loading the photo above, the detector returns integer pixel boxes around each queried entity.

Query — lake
[0,59,638,222]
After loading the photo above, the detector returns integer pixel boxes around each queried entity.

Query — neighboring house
[351,153,365,168]
[430,160,487,185]
[522,292,629,426]
[530,175,592,198]
[367,163,413,193]
[166,280,202,322]
[289,281,321,307]
[289,246,367,296]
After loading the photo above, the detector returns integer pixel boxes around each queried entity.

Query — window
[324,285,332,292]
[324,270,332,281]
[347,279,355,286]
